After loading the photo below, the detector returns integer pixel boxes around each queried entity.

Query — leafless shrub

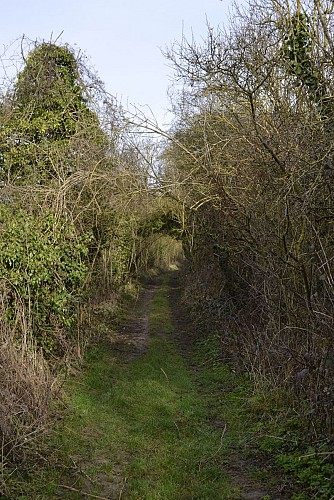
[164,0,334,440]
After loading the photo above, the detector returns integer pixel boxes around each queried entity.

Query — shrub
[0,204,91,353]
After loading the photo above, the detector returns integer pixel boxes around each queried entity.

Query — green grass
[8,277,238,499]
[9,274,331,499]
[191,332,334,499]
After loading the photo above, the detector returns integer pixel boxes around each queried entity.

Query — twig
[299,451,334,459]
[59,485,109,499]
[198,423,227,471]
[118,477,127,499]
[199,356,224,366]
[160,367,170,385]
[69,455,96,484]
[174,421,181,435]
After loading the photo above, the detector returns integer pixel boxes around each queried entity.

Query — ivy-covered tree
[283,10,334,123]
[0,42,103,184]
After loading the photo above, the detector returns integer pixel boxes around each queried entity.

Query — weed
[277,451,334,499]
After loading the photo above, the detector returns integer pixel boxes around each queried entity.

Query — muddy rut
[108,277,160,360]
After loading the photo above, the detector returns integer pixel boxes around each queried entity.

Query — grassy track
[9,274,323,499]
[10,275,320,499]
[13,277,238,499]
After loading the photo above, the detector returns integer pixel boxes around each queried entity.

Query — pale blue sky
[1,0,237,127]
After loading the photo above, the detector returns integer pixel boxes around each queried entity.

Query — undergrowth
[192,332,334,499]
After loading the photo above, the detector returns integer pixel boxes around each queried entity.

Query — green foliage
[0,42,101,184]
[277,451,334,499]
[284,13,315,83]
[91,211,137,292]
[15,43,84,121]
[92,204,184,292]
[283,11,334,120]
[0,204,90,352]
[139,209,182,239]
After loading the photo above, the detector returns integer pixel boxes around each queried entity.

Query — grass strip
[12,278,238,499]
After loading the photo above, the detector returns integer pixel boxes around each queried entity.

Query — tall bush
[0,204,90,353]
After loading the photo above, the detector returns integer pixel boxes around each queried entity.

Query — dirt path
[107,277,161,360]
[97,272,293,499]
[52,271,294,499]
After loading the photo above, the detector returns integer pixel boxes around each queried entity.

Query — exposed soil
[106,276,161,360]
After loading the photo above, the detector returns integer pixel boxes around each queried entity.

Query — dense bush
[0,204,90,353]
[0,39,183,479]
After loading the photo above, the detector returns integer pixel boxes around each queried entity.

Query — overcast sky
[1,0,237,127]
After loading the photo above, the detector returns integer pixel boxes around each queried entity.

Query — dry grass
[0,284,59,474]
